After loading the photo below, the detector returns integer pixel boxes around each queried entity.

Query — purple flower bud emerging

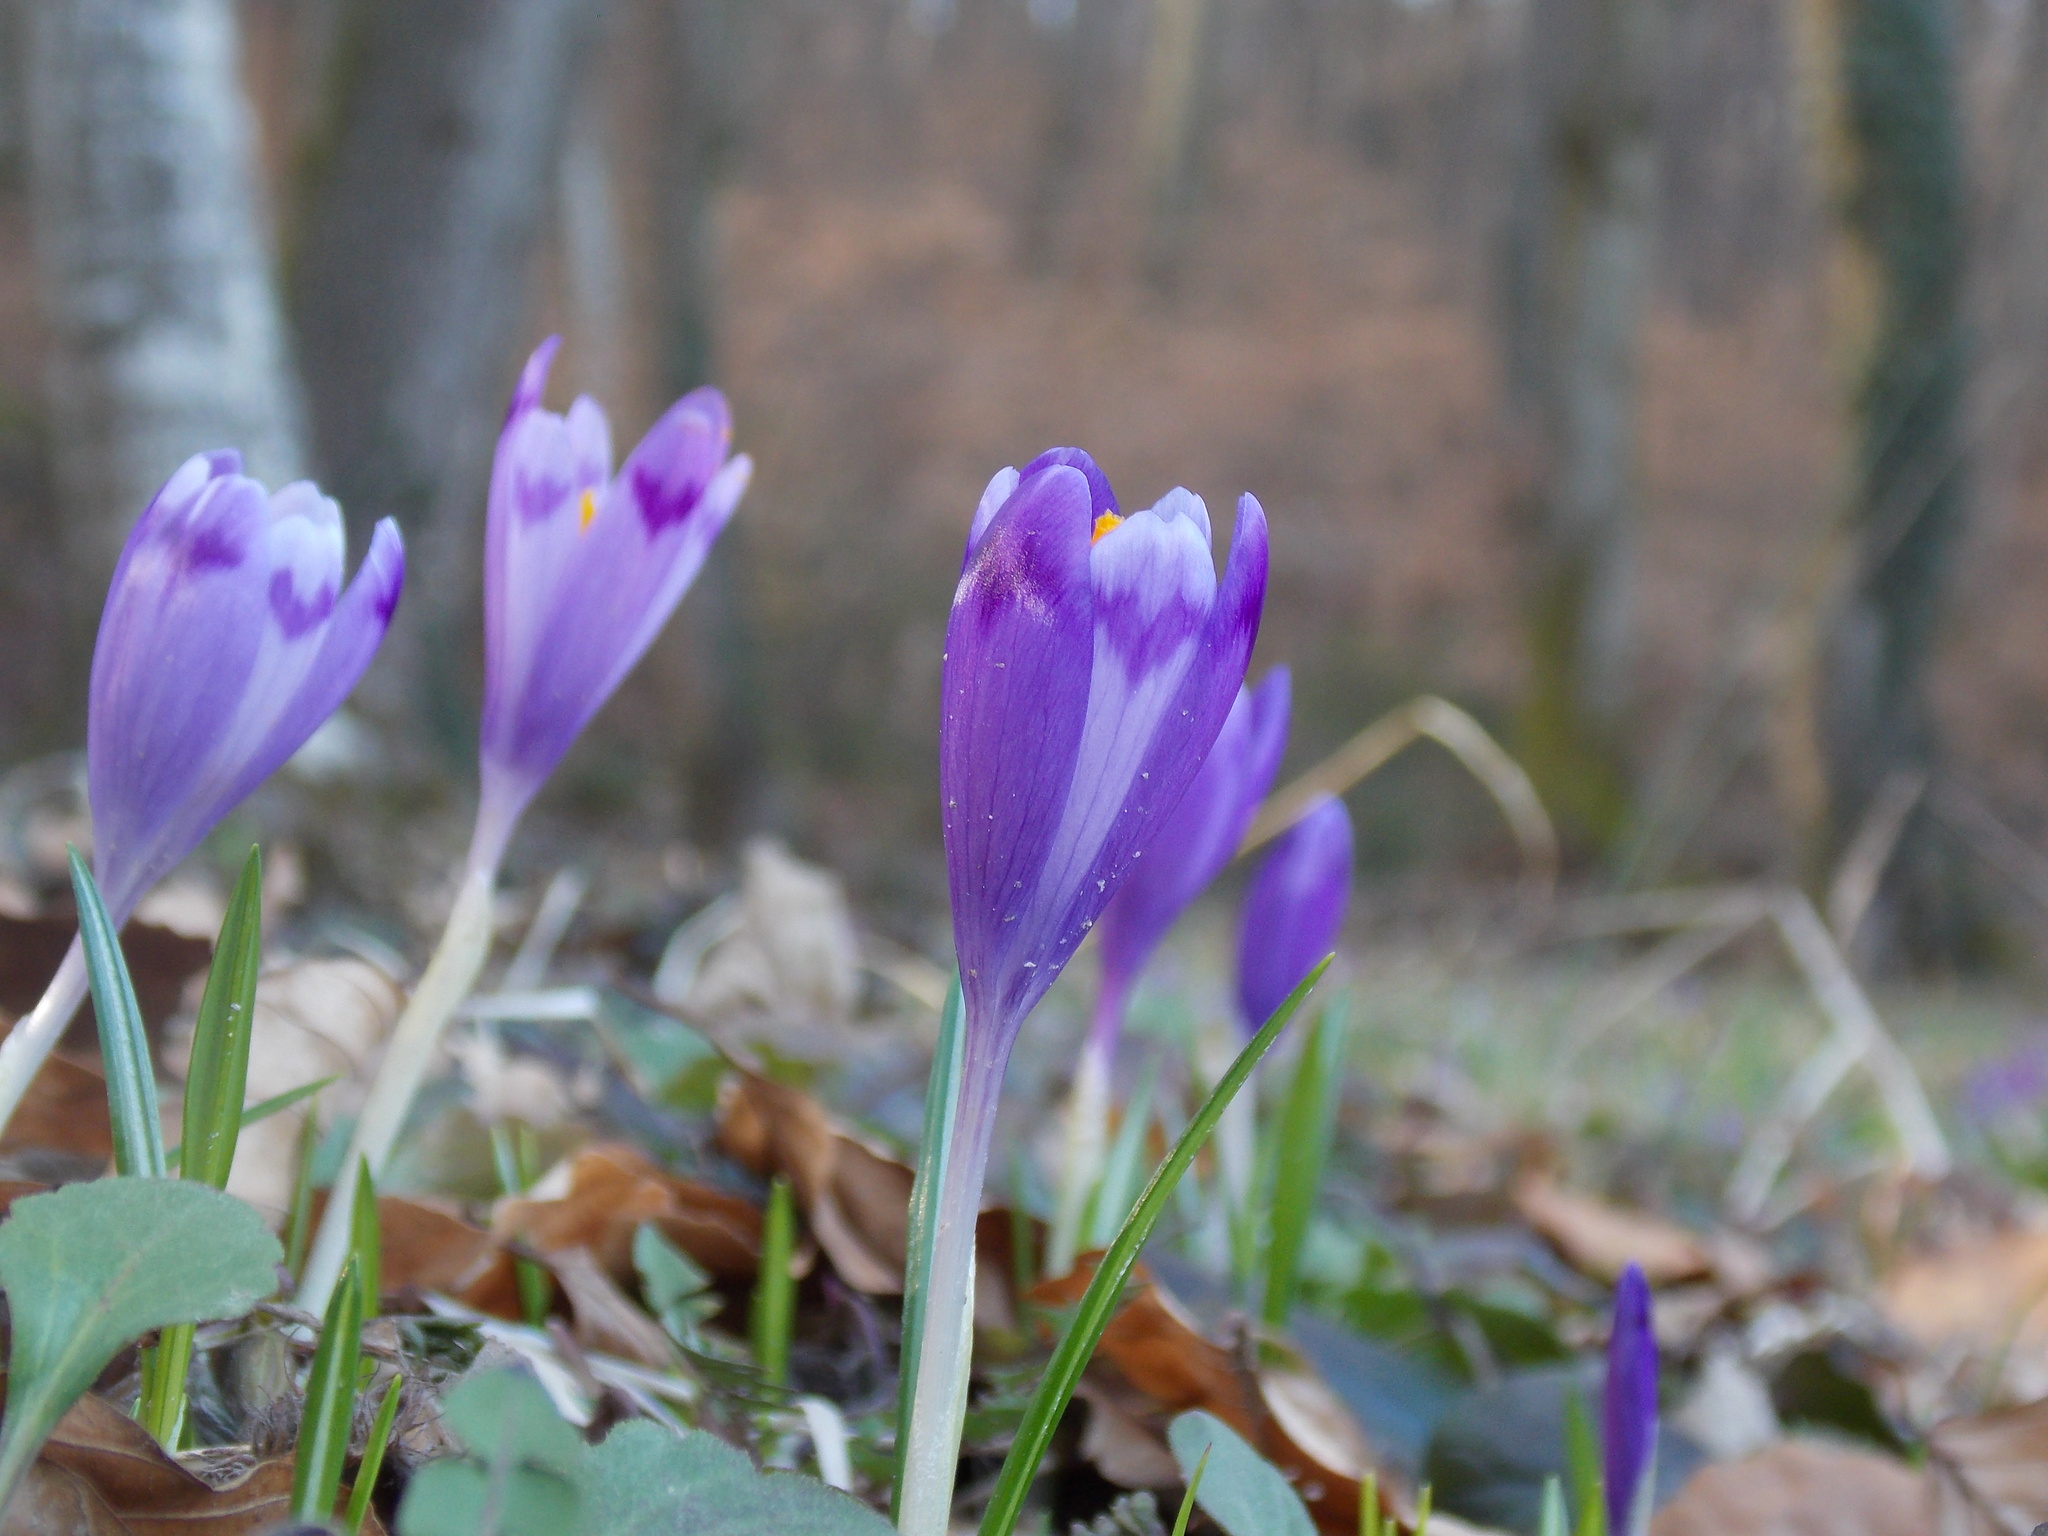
[942,447,1268,1063]
[1089,668,1291,1058]
[1604,1262,1658,1536]
[905,449,1267,1534]
[473,337,751,870]
[88,451,404,921]
[1235,794,1352,1035]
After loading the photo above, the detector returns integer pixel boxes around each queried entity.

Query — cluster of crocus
[0,454,405,1136]
[899,448,1269,1536]
[295,338,751,1311]
[1047,669,1290,1273]
[1604,1262,1659,1536]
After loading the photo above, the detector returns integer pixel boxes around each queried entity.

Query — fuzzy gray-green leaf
[0,1180,280,1511]
[1167,1410,1316,1536]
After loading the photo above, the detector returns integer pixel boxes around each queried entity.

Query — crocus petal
[1604,1263,1659,1536]
[475,343,749,865]
[1094,665,1292,1024]
[86,460,404,920]
[1236,791,1351,1034]
[941,462,1096,1029]
[964,466,1022,563]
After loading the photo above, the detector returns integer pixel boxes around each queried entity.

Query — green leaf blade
[179,847,263,1190]
[292,1259,365,1524]
[584,1419,893,1536]
[68,849,164,1180]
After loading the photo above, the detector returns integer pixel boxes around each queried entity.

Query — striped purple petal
[87,453,404,921]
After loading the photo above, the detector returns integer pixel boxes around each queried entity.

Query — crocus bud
[0,453,403,1135]
[900,448,1268,1536]
[1604,1262,1658,1536]
[1235,793,1352,1035]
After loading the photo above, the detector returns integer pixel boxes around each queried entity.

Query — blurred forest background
[1,0,2046,968]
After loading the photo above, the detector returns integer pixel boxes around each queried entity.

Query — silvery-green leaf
[1167,1410,1316,1536]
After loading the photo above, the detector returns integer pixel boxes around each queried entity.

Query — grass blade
[750,1174,796,1387]
[345,1373,403,1535]
[67,849,163,1180]
[284,1110,321,1283]
[976,958,1330,1536]
[351,1157,381,1316]
[892,974,964,1522]
[165,1076,338,1172]
[1262,993,1349,1327]
[1566,1388,1603,1536]
[1360,1470,1380,1536]
[178,847,262,1191]
[1538,1476,1568,1536]
[291,1258,363,1525]
[1172,1446,1210,1536]
[491,1123,555,1326]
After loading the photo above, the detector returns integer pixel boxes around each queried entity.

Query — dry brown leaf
[0,1053,111,1162]
[1031,1263,1404,1534]
[1883,1229,2048,1360]
[1649,1439,1926,1536]
[1513,1175,1711,1285]
[1929,1398,2048,1535]
[1,1390,386,1536]
[548,1245,678,1368]
[718,1073,903,1291]
[493,1142,764,1285]
[375,1194,499,1296]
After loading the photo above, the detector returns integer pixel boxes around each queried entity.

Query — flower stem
[0,938,87,1141]
[896,1046,999,1536]
[296,866,496,1314]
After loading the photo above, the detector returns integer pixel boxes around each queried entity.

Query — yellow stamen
[1091,511,1123,544]
[578,488,598,531]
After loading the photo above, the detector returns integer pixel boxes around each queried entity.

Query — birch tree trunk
[1505,0,1662,852]
[291,0,600,766]
[1799,0,1970,957]
[1135,0,1220,289]
[25,0,306,685]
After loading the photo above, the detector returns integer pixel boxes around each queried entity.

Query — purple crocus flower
[1091,666,1291,1058]
[1235,793,1353,1035]
[296,339,749,1314]
[1604,1262,1658,1536]
[900,448,1267,1536]
[470,336,752,874]
[0,452,403,1133]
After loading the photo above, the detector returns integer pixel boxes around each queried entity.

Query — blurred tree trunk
[1795,0,1970,956]
[652,0,764,845]
[24,0,306,695]
[1018,0,1112,273]
[290,0,600,769]
[1135,0,1219,289]
[1504,0,1662,852]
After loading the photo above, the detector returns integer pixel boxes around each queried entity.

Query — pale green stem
[0,939,87,1140]
[296,865,496,1314]
[1046,1030,1112,1279]
[896,1048,999,1536]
